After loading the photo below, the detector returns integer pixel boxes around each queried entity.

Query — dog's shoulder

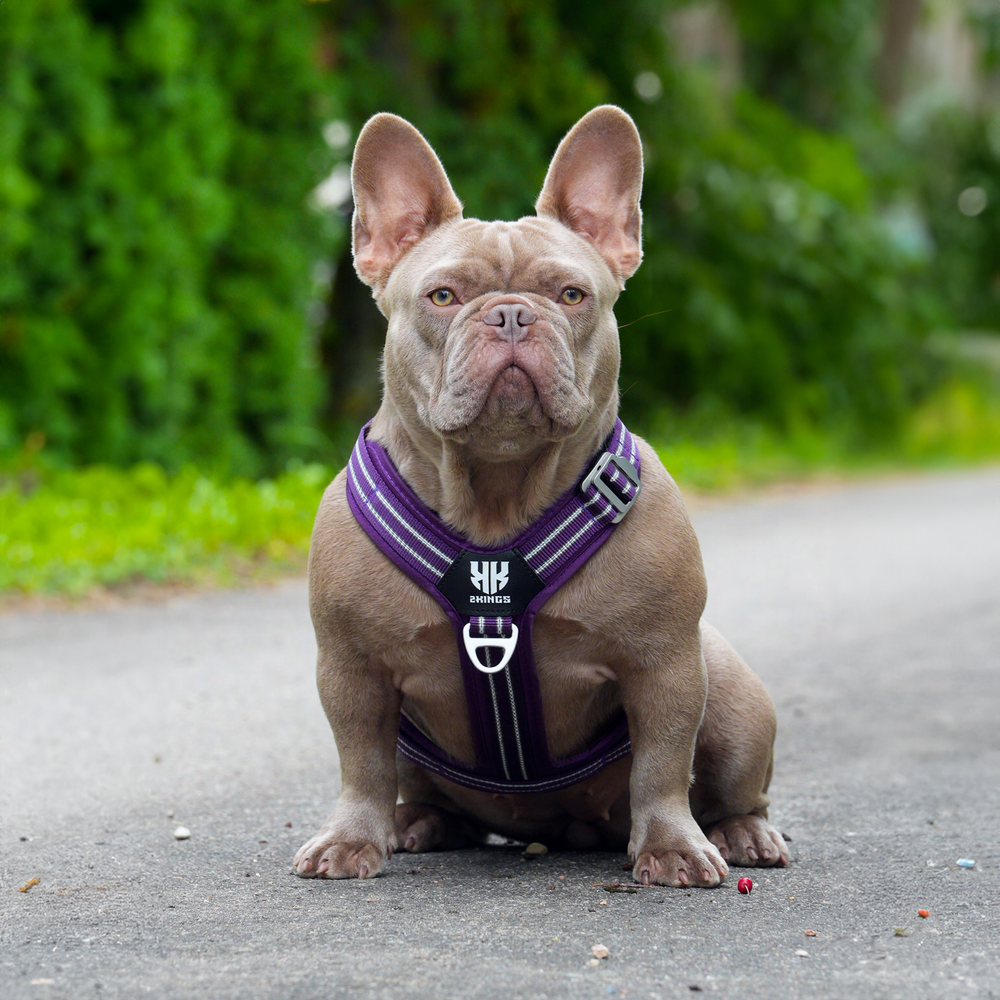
[308,467,447,650]
[546,434,706,634]
[633,436,701,541]
[622,434,707,613]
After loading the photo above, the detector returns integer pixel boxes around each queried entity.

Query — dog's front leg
[620,629,729,888]
[293,647,402,879]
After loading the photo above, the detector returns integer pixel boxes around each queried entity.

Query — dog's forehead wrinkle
[410,223,512,293]
[464,221,516,290]
[410,217,607,300]
[420,260,495,292]
[496,223,516,284]
[522,258,592,292]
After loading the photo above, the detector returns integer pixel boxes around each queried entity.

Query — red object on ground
[738,877,753,895]
[918,909,930,918]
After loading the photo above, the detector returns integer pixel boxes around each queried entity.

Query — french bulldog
[294,106,789,886]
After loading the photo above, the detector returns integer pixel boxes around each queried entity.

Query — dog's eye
[430,288,456,306]
[560,287,584,305]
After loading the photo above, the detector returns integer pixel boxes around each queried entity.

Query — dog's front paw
[630,821,729,888]
[293,828,392,880]
[706,815,789,868]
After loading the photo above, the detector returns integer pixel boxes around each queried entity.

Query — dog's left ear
[536,106,643,284]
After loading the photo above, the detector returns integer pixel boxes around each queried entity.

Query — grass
[0,461,331,599]
[2,380,997,601]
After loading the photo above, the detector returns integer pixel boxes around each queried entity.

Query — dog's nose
[482,301,537,337]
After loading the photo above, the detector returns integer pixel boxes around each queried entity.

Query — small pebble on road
[173,827,191,840]
[592,944,610,959]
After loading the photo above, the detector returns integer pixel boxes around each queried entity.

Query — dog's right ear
[351,114,463,291]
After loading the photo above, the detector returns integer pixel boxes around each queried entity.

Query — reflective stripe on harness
[345,418,641,792]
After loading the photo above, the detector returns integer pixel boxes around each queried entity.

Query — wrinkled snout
[432,291,588,440]
[466,296,545,420]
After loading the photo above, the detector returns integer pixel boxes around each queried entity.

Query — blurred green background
[1,0,998,596]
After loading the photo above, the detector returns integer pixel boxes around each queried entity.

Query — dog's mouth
[480,362,551,425]
[487,363,537,403]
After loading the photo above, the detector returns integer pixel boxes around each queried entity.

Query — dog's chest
[383,607,621,766]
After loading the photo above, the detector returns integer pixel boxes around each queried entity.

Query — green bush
[0,0,336,475]
[727,0,879,129]
[906,104,1000,331]
[621,81,937,442]
[1,0,986,480]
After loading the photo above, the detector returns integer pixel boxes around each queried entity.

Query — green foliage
[0,0,336,474]
[622,80,936,442]
[899,376,1000,462]
[903,104,1000,331]
[652,378,1000,492]
[0,0,994,601]
[0,0,990,487]
[0,460,330,596]
[727,0,880,129]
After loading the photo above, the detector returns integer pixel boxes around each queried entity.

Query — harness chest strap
[345,418,642,793]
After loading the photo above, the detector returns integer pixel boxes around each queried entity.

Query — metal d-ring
[462,622,519,674]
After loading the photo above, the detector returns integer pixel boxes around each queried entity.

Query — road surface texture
[2,468,998,1000]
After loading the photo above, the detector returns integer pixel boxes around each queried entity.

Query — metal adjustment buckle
[580,452,641,524]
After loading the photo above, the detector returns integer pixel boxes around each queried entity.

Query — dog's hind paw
[395,801,473,853]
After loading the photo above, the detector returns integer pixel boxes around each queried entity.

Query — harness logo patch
[438,549,543,616]
[470,561,510,602]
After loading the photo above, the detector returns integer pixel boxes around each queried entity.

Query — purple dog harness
[346,419,642,793]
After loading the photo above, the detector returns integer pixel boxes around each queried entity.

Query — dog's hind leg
[691,623,790,868]
[394,756,482,853]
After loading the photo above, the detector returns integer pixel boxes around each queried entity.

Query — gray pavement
[2,467,999,999]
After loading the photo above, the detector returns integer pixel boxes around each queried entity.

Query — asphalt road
[2,467,999,1000]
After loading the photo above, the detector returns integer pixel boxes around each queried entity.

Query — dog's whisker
[616,308,673,329]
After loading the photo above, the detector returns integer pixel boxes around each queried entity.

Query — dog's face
[350,107,643,460]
